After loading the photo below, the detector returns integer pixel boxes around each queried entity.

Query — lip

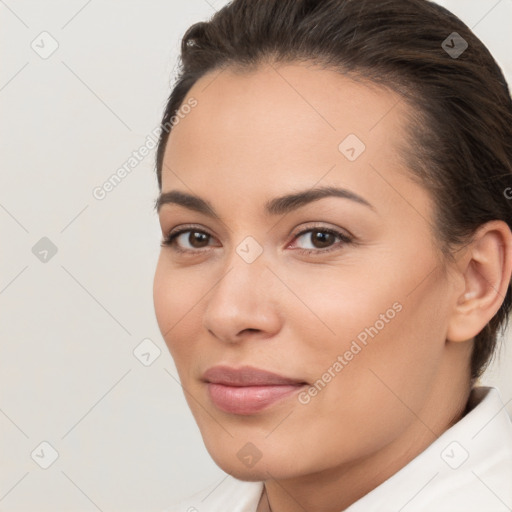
[202,365,307,415]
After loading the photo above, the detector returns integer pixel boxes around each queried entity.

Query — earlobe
[446,220,512,343]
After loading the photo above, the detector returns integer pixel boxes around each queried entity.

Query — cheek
[153,257,174,336]
[275,268,448,467]
[303,265,448,409]
[153,257,202,360]
[292,253,448,389]
[283,261,403,357]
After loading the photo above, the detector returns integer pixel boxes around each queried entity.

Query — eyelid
[289,222,354,243]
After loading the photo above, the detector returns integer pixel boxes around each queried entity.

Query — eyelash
[160,223,353,256]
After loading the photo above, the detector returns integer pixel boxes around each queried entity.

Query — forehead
[161,62,422,218]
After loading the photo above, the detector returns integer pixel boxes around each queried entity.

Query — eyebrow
[154,186,376,217]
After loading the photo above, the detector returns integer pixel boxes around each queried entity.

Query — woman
[153,0,512,510]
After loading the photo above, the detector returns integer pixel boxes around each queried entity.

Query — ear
[446,220,512,343]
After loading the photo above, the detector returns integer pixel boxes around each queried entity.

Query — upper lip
[202,365,306,386]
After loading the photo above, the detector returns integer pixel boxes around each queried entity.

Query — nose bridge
[202,242,281,341]
[213,228,271,299]
[209,245,270,312]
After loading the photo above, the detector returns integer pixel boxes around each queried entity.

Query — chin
[208,446,308,482]
[205,449,268,480]
[226,466,269,481]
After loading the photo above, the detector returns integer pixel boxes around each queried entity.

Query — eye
[160,225,216,253]
[160,223,354,256]
[289,225,353,255]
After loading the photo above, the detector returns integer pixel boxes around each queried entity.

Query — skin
[153,62,512,512]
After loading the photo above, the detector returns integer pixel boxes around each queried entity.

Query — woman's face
[153,63,464,480]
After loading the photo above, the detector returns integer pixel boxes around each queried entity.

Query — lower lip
[206,383,305,415]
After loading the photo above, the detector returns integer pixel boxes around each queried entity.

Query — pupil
[313,230,332,248]
[191,232,208,247]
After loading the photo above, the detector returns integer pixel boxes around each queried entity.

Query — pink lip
[202,365,307,415]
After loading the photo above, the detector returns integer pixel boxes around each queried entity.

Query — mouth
[202,365,308,415]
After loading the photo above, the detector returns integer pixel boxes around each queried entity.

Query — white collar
[167,386,512,512]
[344,386,512,511]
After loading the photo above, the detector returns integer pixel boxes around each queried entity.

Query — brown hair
[155,0,512,380]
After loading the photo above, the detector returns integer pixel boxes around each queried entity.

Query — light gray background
[1,1,511,510]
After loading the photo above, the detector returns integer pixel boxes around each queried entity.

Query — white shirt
[165,386,512,511]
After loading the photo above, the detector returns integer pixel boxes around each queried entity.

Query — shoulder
[163,474,264,512]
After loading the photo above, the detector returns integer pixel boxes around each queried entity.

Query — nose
[202,254,283,344]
